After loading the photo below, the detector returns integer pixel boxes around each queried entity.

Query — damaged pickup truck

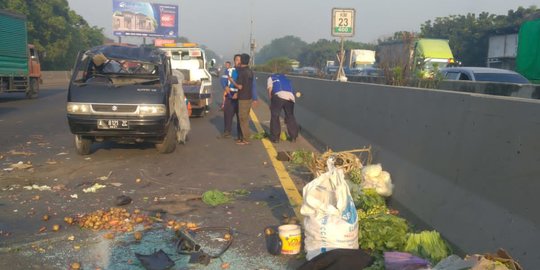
[66,44,190,155]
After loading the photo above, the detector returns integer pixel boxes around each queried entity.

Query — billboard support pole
[143,37,146,45]
[118,36,122,44]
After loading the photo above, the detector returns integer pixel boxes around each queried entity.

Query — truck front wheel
[26,78,39,99]
[74,135,92,155]
[155,121,177,154]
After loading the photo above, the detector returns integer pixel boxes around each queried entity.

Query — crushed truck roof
[86,44,164,64]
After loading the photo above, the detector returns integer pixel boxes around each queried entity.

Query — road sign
[331,8,355,37]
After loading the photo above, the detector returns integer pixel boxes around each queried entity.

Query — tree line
[0,1,222,70]
[1,0,105,70]
[256,6,540,69]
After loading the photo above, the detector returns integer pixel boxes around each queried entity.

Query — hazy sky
[67,0,538,60]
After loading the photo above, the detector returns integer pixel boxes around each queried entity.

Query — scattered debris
[42,214,49,221]
[70,262,81,270]
[67,235,75,241]
[8,150,35,156]
[110,182,123,187]
[70,194,78,199]
[97,171,112,181]
[115,195,132,206]
[76,208,155,232]
[64,217,74,225]
[52,184,66,191]
[135,178,142,183]
[82,183,106,193]
[23,184,52,191]
[57,152,68,156]
[3,167,14,172]
[45,160,58,165]
[10,161,33,170]
[134,231,143,241]
[52,224,60,232]
[308,147,372,176]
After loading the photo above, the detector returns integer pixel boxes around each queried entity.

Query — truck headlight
[138,104,166,116]
[67,103,92,114]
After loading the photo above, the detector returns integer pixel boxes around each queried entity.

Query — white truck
[487,34,518,70]
[159,43,212,117]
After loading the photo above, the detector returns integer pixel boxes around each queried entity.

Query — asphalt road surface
[0,77,316,270]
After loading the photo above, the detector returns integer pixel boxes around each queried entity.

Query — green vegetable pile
[404,230,450,264]
[358,212,410,252]
[202,189,231,206]
[347,167,363,184]
[354,189,387,214]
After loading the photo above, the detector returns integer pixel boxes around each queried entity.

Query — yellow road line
[250,110,303,219]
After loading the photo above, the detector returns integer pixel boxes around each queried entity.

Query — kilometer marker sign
[332,8,355,37]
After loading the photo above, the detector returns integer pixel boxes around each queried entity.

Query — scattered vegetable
[404,230,450,264]
[358,212,409,252]
[202,189,231,206]
[289,150,314,165]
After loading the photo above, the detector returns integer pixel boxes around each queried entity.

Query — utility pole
[249,17,256,66]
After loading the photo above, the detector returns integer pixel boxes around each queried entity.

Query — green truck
[376,38,455,78]
[0,9,41,98]
[516,19,540,84]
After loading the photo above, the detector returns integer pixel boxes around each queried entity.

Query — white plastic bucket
[278,224,302,255]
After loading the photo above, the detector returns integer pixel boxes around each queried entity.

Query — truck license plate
[98,119,129,129]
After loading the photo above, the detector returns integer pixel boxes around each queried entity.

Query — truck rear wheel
[155,121,177,154]
[74,135,92,155]
[26,78,39,99]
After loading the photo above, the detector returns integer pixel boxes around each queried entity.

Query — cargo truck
[376,38,455,78]
[158,43,212,117]
[343,49,376,76]
[516,18,540,84]
[0,9,41,98]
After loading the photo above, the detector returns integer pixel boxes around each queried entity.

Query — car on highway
[66,44,189,155]
[440,67,530,84]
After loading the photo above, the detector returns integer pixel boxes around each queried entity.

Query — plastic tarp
[416,39,454,59]
[171,69,190,143]
[516,19,540,82]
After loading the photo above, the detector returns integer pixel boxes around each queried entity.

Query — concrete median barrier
[255,73,540,268]
[41,71,71,89]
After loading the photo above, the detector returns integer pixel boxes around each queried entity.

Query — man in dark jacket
[228,53,253,145]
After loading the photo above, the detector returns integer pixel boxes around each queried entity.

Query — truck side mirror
[170,76,179,85]
[210,59,216,67]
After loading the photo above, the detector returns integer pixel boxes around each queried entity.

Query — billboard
[112,0,178,38]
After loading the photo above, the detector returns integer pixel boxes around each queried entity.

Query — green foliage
[0,0,105,70]
[358,212,410,252]
[404,231,451,264]
[363,252,385,270]
[298,39,375,68]
[256,35,307,64]
[347,168,363,184]
[255,57,294,73]
[354,189,386,213]
[420,6,540,66]
[289,150,313,165]
[250,131,269,140]
[202,189,231,206]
